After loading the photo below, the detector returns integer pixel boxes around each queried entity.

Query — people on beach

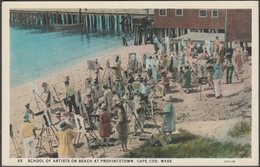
[161,70,170,97]
[98,104,112,146]
[122,32,128,46]
[24,103,34,119]
[20,114,36,158]
[213,63,222,98]
[41,82,52,106]
[115,101,128,151]
[65,81,79,114]
[225,60,234,84]
[182,65,192,93]
[16,33,251,158]
[153,34,160,54]
[133,91,145,135]
[161,94,176,134]
[103,84,114,112]
[84,90,94,128]
[57,121,77,158]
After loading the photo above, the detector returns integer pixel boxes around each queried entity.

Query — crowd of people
[18,34,249,158]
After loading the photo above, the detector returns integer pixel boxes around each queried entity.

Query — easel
[30,90,59,157]
[101,61,115,84]
[73,113,105,158]
[10,124,21,158]
[149,80,164,98]
[126,102,147,144]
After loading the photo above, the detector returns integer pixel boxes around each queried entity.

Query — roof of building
[174,32,225,42]
[10,8,154,15]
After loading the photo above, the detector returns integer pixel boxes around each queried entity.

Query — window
[211,9,218,18]
[199,9,207,17]
[159,9,167,16]
[175,9,183,16]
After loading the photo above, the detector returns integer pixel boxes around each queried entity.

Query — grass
[124,129,251,158]
[228,121,251,138]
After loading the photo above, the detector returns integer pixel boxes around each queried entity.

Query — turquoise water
[10,27,122,87]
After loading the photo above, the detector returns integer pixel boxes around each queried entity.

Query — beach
[10,43,252,158]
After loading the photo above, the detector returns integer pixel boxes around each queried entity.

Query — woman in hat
[182,65,192,93]
[161,71,170,96]
[57,121,77,158]
[64,81,79,114]
[98,104,112,146]
[20,114,36,158]
[115,101,128,151]
[103,84,114,112]
[153,34,160,54]
[84,90,94,128]
[161,95,176,134]
[133,91,145,135]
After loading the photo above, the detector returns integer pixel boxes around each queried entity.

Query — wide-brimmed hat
[101,103,107,110]
[23,114,30,122]
[134,76,139,80]
[25,103,30,108]
[115,100,122,106]
[86,89,91,95]
[164,94,173,101]
[64,81,69,85]
[42,82,47,87]
[59,121,69,131]
[122,95,129,100]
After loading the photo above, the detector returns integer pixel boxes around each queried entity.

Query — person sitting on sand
[115,101,128,151]
[57,121,77,158]
[160,95,176,134]
[20,114,36,158]
[64,81,79,114]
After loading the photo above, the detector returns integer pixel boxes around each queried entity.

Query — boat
[50,23,84,31]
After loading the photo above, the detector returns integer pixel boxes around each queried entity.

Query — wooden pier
[10,9,154,45]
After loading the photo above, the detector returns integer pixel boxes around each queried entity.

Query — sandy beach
[9,43,252,158]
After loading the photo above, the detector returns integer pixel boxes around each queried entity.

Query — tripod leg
[88,130,105,151]
[144,103,162,135]
[46,128,54,156]
[200,85,202,100]
[50,126,59,142]
[84,134,95,158]
[11,138,19,157]
[36,124,44,149]
[77,132,81,144]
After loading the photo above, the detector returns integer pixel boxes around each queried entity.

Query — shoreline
[11,39,139,89]
[10,44,154,124]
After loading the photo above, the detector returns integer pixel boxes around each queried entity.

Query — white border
[2,1,259,166]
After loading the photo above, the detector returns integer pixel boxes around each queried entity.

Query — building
[153,9,251,47]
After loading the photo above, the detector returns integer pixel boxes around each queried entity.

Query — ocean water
[10,27,122,87]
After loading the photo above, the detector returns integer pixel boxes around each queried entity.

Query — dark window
[159,9,167,16]
[175,9,183,16]
[212,10,218,18]
[199,9,207,17]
